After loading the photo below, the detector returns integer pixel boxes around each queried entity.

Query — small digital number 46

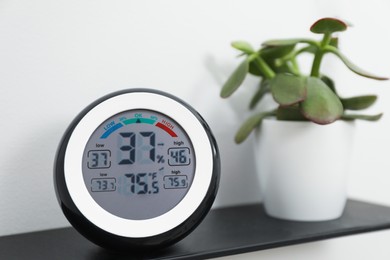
[168,148,190,166]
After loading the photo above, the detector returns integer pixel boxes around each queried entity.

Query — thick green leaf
[270,74,307,106]
[341,113,383,121]
[276,105,308,121]
[252,56,276,79]
[248,59,264,76]
[248,45,296,76]
[263,38,318,47]
[320,75,337,93]
[231,41,255,55]
[220,59,249,98]
[249,80,270,109]
[341,95,377,110]
[235,111,275,143]
[260,45,296,60]
[300,77,343,124]
[310,18,347,34]
[325,46,389,80]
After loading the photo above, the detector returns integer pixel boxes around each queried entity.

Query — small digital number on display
[87,150,111,169]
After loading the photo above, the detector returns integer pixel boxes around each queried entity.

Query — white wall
[1,0,390,258]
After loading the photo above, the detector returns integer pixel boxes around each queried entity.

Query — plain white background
[1,0,390,258]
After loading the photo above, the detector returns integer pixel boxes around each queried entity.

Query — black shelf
[2,200,390,260]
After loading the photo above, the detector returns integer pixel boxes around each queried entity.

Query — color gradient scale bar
[100,123,123,139]
[156,122,178,137]
[100,117,177,139]
[123,118,156,125]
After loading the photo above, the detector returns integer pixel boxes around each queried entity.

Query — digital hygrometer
[54,89,220,251]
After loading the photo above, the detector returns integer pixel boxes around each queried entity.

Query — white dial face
[82,109,196,220]
[64,92,214,237]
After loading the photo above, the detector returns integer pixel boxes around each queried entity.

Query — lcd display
[82,109,195,220]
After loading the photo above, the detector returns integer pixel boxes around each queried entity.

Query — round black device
[54,89,220,251]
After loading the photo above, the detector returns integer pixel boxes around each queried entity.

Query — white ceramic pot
[255,119,355,221]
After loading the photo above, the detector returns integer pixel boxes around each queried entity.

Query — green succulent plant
[220,18,388,144]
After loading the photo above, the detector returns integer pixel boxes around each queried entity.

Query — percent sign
[157,155,165,163]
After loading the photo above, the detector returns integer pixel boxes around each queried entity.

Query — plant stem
[310,52,324,77]
[253,55,275,79]
[310,32,332,77]
[290,58,301,76]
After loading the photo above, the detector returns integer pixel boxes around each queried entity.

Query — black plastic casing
[54,89,220,252]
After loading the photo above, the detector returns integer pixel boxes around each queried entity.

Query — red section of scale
[156,122,178,137]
